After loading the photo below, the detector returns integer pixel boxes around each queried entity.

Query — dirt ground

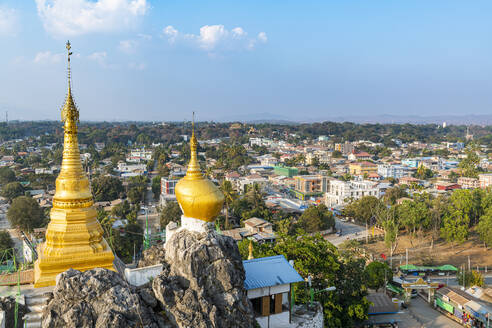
[362,231,492,270]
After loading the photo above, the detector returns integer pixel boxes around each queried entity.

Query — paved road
[324,218,377,246]
[369,297,462,328]
[408,296,462,328]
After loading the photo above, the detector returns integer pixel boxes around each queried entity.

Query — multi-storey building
[325,179,381,207]
[293,175,328,200]
[377,164,409,179]
[127,148,153,163]
[479,173,492,189]
[349,161,377,176]
[457,177,480,189]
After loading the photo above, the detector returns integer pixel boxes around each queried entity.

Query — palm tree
[220,180,237,230]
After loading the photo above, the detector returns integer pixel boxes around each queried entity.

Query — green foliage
[344,196,382,223]
[1,182,24,202]
[296,204,335,233]
[477,208,492,247]
[332,150,342,158]
[413,165,434,180]
[396,199,430,237]
[245,231,370,327]
[365,261,391,291]
[7,196,45,232]
[220,180,238,229]
[457,269,484,288]
[382,186,408,205]
[0,167,16,185]
[151,176,161,200]
[458,146,480,178]
[113,222,143,263]
[160,201,182,228]
[91,176,124,201]
[440,189,478,243]
[0,231,13,254]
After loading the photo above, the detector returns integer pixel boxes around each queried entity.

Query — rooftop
[243,255,303,290]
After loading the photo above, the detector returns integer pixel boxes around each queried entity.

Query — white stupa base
[165,216,213,245]
[181,215,213,232]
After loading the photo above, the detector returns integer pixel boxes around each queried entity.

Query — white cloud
[0,7,18,36]
[119,39,138,53]
[88,51,108,67]
[128,62,146,70]
[35,0,149,37]
[33,51,64,64]
[162,24,267,52]
[257,32,267,43]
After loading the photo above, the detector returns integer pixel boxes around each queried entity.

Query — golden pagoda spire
[34,41,114,288]
[185,111,202,180]
[248,240,254,260]
[175,113,224,222]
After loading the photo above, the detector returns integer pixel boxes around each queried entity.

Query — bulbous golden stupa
[34,41,115,287]
[175,115,224,222]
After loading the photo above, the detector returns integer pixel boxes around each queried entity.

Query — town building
[348,151,372,161]
[222,217,276,243]
[257,154,278,166]
[457,177,480,189]
[127,148,153,163]
[377,164,409,179]
[349,161,377,176]
[160,177,178,204]
[273,166,298,178]
[479,173,492,189]
[325,179,381,207]
[243,255,304,328]
[293,175,328,200]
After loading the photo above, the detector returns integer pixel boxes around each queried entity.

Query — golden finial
[185,112,202,179]
[248,240,254,260]
[61,41,79,125]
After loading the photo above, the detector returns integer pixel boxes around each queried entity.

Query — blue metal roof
[242,255,304,290]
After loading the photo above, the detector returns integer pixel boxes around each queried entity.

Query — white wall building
[325,179,382,207]
[377,164,409,179]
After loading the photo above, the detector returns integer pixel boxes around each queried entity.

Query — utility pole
[468,255,471,271]
[406,248,408,267]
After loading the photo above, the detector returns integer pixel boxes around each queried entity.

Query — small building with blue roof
[243,255,304,328]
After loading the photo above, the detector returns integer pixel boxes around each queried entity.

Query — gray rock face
[155,228,255,328]
[41,268,165,328]
[0,296,28,328]
[138,244,167,268]
[42,229,255,328]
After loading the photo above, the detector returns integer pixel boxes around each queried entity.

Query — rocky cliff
[41,229,255,328]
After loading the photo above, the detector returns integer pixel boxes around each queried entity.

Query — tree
[440,190,476,244]
[332,150,342,158]
[220,180,237,230]
[344,196,382,224]
[396,199,430,244]
[477,208,492,248]
[382,186,408,205]
[0,231,13,253]
[91,176,124,201]
[0,167,15,185]
[160,201,182,228]
[241,231,370,327]
[297,204,335,233]
[365,261,391,291]
[457,269,484,288]
[0,182,24,202]
[113,222,143,263]
[151,175,161,201]
[7,196,45,232]
[459,146,480,178]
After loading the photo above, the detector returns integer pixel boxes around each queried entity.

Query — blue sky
[0,0,491,121]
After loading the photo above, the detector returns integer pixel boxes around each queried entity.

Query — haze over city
[1,0,492,122]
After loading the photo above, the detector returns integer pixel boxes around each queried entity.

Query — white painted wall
[124,264,163,286]
[247,284,290,299]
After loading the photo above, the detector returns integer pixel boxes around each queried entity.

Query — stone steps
[23,292,51,328]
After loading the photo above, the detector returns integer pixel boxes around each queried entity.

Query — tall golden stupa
[34,41,115,287]
[174,114,224,230]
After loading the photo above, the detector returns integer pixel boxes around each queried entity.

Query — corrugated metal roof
[242,255,304,290]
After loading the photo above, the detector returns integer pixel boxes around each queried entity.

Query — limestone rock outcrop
[41,268,166,328]
[154,228,255,328]
[41,229,255,328]
[0,296,28,328]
